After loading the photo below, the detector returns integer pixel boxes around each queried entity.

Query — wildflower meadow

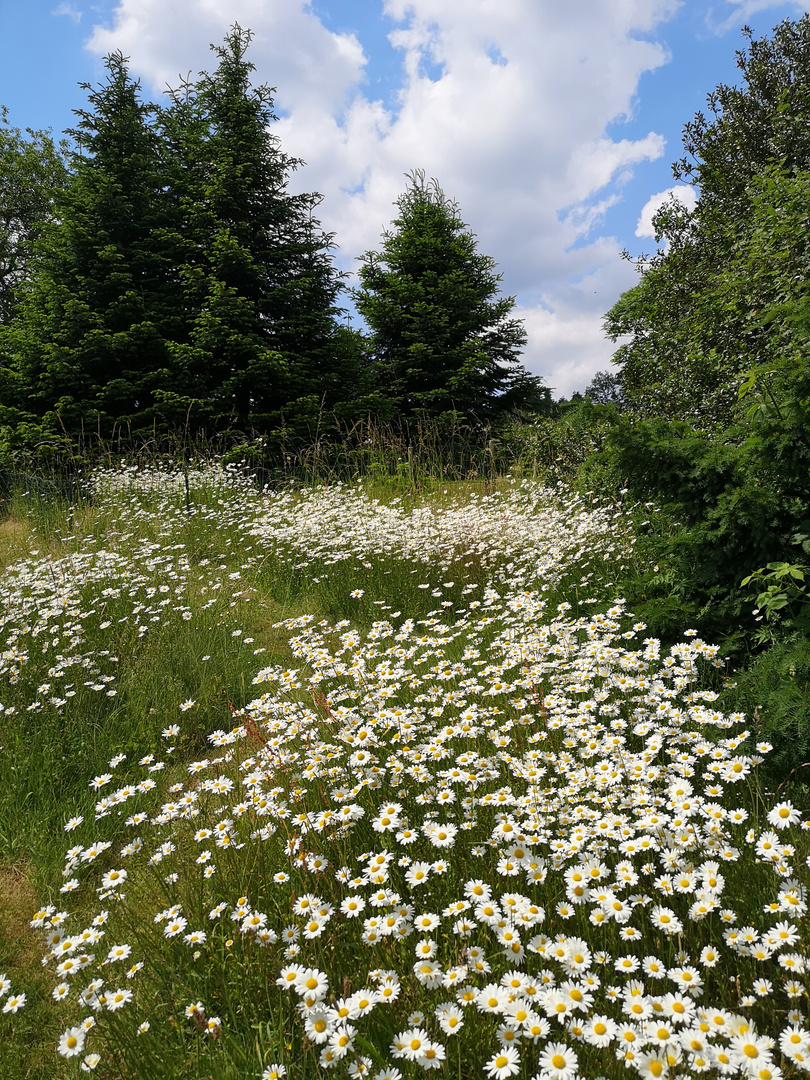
[1,463,808,1080]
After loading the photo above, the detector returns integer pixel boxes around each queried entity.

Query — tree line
[3,14,810,768]
[597,15,810,645]
[0,25,545,452]
[545,14,810,778]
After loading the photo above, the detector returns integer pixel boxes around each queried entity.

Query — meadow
[0,460,808,1080]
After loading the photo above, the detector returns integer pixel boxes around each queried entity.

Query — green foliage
[511,399,622,486]
[730,635,810,789]
[584,369,624,408]
[354,170,544,424]
[742,561,810,642]
[0,108,68,325]
[601,415,805,645]
[597,15,810,786]
[2,52,184,441]
[600,156,810,654]
[159,26,362,436]
[0,29,365,450]
[605,15,810,429]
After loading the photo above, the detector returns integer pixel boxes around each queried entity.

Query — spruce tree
[161,25,361,435]
[353,171,540,424]
[4,53,183,440]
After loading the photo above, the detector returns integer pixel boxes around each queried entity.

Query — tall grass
[0,457,807,1080]
[0,413,567,497]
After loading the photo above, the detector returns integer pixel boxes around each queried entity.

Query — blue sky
[2,0,809,394]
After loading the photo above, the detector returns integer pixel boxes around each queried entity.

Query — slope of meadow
[0,464,807,1080]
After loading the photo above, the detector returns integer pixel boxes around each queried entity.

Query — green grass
[0,462,808,1080]
[1,466,545,1077]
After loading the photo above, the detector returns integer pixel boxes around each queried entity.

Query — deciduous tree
[0,109,68,325]
[605,15,810,429]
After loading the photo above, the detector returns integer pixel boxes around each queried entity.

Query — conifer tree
[354,171,542,424]
[4,53,182,439]
[160,25,361,435]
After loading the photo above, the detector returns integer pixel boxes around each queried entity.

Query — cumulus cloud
[635,185,698,238]
[83,0,683,393]
[516,251,639,398]
[86,1,366,113]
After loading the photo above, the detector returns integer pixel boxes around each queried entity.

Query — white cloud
[84,0,683,394]
[635,184,698,238]
[709,0,810,35]
[516,249,639,398]
[53,2,82,24]
[86,1,366,112]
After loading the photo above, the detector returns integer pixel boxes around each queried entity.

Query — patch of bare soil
[0,860,39,967]
[0,516,30,571]
[0,861,66,1078]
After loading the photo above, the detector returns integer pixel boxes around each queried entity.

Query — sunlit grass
[1,463,807,1080]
